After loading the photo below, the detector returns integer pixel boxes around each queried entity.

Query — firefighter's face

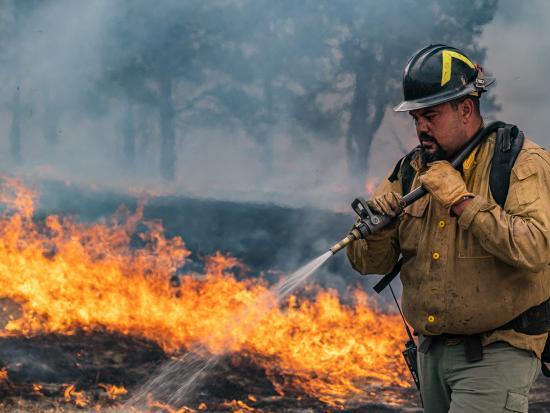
[410,101,471,164]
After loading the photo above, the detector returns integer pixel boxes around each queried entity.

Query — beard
[419,132,447,164]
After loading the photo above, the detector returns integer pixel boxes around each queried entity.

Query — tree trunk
[122,97,135,163]
[346,71,386,176]
[346,71,368,175]
[9,82,22,162]
[43,86,60,145]
[9,3,23,163]
[159,75,176,181]
[359,99,385,169]
[259,79,274,175]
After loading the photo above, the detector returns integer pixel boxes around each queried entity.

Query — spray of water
[271,251,333,299]
[124,250,334,410]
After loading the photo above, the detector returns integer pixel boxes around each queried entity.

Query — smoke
[478,0,550,145]
[1,0,524,304]
[0,0,509,212]
[1,0,541,297]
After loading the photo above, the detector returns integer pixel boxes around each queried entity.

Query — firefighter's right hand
[367,191,405,218]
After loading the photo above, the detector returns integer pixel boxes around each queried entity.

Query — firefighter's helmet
[393,44,494,112]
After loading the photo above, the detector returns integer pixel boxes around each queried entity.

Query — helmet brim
[393,77,495,112]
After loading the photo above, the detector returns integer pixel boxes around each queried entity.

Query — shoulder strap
[388,147,419,195]
[376,125,523,297]
[373,257,403,294]
[490,123,525,207]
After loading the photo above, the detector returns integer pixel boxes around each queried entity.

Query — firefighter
[347,44,550,412]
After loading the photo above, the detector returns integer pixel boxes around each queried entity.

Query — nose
[415,117,430,136]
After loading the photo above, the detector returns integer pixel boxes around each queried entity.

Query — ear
[460,98,474,123]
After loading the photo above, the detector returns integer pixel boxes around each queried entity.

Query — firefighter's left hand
[418,161,474,210]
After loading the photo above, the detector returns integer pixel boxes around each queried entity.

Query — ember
[63,384,88,407]
[99,383,128,400]
[147,394,196,413]
[0,368,8,383]
[0,179,414,410]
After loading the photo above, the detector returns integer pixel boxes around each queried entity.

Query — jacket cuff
[457,195,488,230]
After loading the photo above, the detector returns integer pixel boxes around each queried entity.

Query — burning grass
[0,178,413,411]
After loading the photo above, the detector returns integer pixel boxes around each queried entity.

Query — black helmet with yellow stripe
[393,44,494,112]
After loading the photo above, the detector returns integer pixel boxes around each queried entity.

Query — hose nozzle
[329,228,362,255]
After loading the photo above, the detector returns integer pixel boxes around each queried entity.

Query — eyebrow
[411,109,438,119]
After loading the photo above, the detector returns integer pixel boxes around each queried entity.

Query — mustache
[419,132,437,143]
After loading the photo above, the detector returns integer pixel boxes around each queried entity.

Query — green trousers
[418,337,540,413]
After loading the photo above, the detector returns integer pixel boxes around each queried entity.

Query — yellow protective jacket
[347,133,550,357]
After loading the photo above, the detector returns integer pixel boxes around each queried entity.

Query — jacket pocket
[513,160,540,205]
[399,196,429,255]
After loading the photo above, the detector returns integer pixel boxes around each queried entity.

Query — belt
[440,334,465,346]
[419,334,483,362]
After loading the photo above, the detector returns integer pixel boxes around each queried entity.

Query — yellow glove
[367,191,405,218]
[418,161,474,209]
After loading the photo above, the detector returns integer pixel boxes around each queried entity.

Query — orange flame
[0,367,8,383]
[222,399,258,412]
[147,394,196,413]
[64,384,89,407]
[98,383,128,400]
[0,179,409,407]
[365,176,380,196]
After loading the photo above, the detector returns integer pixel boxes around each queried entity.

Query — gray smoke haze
[369,0,550,181]
[0,0,544,212]
[479,0,550,144]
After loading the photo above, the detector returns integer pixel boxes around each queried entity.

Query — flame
[0,367,8,382]
[32,383,43,393]
[64,384,89,407]
[0,179,409,407]
[222,399,258,412]
[98,383,128,400]
[147,394,196,413]
[365,176,380,196]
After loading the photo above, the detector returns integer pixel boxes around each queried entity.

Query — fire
[0,367,8,382]
[0,179,409,407]
[147,394,196,413]
[222,399,257,412]
[64,384,89,407]
[99,383,128,400]
[365,176,380,196]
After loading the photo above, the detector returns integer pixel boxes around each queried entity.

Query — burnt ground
[0,332,421,412]
[0,332,548,412]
